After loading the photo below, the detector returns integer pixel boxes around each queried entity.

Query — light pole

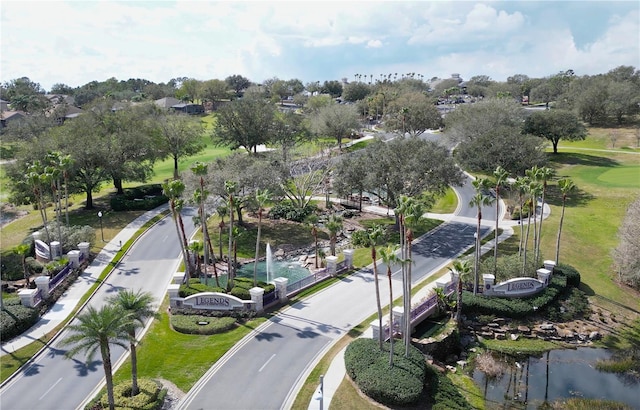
[97,211,104,242]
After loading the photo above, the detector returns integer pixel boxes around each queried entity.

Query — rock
[456,360,468,369]
[540,323,555,331]
[557,329,575,339]
[517,326,531,334]
[469,347,477,353]
[480,331,494,338]
[492,318,506,325]
[510,333,519,341]
[445,365,456,373]
[495,333,506,340]
[589,331,601,340]
[487,322,501,328]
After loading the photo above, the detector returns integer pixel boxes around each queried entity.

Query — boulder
[589,331,601,340]
[510,333,520,341]
[517,325,531,334]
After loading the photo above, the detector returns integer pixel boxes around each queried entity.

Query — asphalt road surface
[0,209,197,410]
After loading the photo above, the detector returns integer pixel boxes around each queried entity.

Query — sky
[1,0,639,92]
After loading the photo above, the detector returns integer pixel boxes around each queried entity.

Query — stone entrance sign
[182,292,245,311]
[484,276,545,298]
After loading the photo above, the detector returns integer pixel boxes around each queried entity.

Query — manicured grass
[431,187,458,214]
[446,371,486,410]
[113,298,266,391]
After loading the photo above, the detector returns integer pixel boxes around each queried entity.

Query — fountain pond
[236,244,311,284]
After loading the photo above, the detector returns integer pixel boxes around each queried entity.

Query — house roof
[0,110,26,121]
[155,97,181,108]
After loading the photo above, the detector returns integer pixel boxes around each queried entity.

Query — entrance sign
[182,292,245,311]
[486,277,544,298]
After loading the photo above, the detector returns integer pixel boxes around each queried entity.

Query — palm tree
[306,214,320,269]
[162,180,192,280]
[367,225,385,350]
[45,152,64,243]
[492,166,510,272]
[191,162,210,285]
[13,244,31,287]
[59,154,73,228]
[555,178,576,264]
[523,181,542,276]
[326,214,343,256]
[107,290,156,397]
[217,205,228,261]
[61,305,130,410]
[225,181,237,291]
[448,258,472,324]
[469,178,494,295]
[514,176,530,257]
[253,189,271,287]
[188,240,204,277]
[27,162,52,247]
[535,167,554,263]
[379,244,408,367]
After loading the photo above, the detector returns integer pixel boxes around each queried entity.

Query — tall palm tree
[514,176,530,257]
[107,290,156,397]
[326,214,343,256]
[59,154,73,228]
[61,305,130,410]
[188,240,204,277]
[162,180,192,280]
[45,152,64,243]
[216,205,228,261]
[523,181,542,275]
[535,167,554,263]
[448,258,472,324]
[191,162,210,285]
[306,214,320,269]
[225,181,237,291]
[379,244,409,367]
[398,196,424,357]
[367,225,385,350]
[469,178,494,295]
[13,244,31,287]
[27,161,52,247]
[492,166,510,272]
[253,189,271,287]
[555,178,576,264]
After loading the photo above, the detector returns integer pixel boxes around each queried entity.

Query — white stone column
[18,288,38,308]
[370,319,380,341]
[342,249,354,270]
[544,260,556,272]
[392,306,405,337]
[250,287,265,312]
[67,250,81,268]
[35,275,50,298]
[537,268,552,286]
[274,277,289,303]
[325,255,338,277]
[435,277,449,290]
[167,284,181,308]
[78,242,90,261]
[173,272,186,284]
[50,241,61,260]
[483,274,495,294]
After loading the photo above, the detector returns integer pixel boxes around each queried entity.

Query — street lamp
[97,211,104,242]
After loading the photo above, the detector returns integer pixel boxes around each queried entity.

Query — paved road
[0,209,197,410]
[178,179,496,410]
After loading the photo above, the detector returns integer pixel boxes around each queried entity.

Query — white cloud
[366,39,383,48]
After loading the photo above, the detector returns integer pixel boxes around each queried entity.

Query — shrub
[425,364,474,409]
[1,299,39,342]
[268,202,317,222]
[178,281,225,297]
[350,230,370,248]
[344,338,426,407]
[547,287,590,322]
[25,257,44,275]
[480,254,540,282]
[110,184,168,212]
[100,378,163,410]
[555,263,581,287]
[170,314,237,335]
[230,286,250,300]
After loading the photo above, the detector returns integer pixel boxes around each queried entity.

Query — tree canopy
[523,109,587,153]
[212,95,277,153]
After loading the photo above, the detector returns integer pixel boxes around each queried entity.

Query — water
[236,244,310,284]
[473,348,639,409]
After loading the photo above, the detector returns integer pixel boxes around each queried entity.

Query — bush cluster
[171,314,237,335]
[1,298,39,342]
[547,287,590,322]
[480,254,540,282]
[268,202,317,222]
[555,263,581,287]
[463,275,567,319]
[98,378,164,410]
[345,338,427,407]
[178,280,225,298]
[110,184,168,211]
[350,230,370,248]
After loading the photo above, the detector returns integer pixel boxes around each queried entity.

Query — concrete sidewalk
[0,205,168,357]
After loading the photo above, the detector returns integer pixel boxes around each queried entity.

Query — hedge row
[0,298,39,342]
[110,184,168,211]
[170,315,237,335]
[345,338,427,407]
[555,263,581,287]
[268,202,317,222]
[178,277,275,299]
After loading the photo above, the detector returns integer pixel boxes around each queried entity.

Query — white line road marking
[259,354,276,372]
[40,377,62,400]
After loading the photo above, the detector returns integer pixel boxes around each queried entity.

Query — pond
[473,348,639,409]
[236,260,311,284]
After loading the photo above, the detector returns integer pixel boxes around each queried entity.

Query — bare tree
[613,196,640,289]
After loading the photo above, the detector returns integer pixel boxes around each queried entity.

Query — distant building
[0,110,26,129]
[155,97,181,109]
[171,103,204,115]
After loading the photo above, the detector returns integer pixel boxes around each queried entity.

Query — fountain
[266,243,273,283]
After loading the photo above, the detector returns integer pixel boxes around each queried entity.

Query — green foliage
[178,277,272,299]
[350,230,370,248]
[110,184,168,211]
[555,263,581,287]
[268,202,317,222]
[344,338,426,407]
[425,365,474,410]
[480,254,539,282]
[99,378,163,410]
[0,298,39,341]
[170,315,237,335]
[229,286,250,300]
[25,257,44,275]
[463,275,567,318]
[178,281,225,297]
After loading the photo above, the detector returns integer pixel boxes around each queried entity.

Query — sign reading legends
[489,278,544,297]
[182,292,245,311]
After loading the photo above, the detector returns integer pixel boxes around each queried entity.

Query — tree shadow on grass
[544,183,594,208]
[549,152,620,168]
